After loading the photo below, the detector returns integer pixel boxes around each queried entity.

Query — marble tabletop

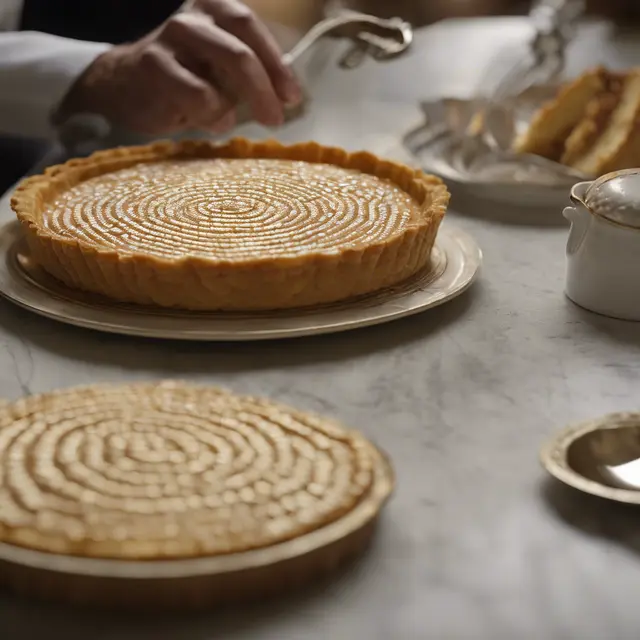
[2,16,640,640]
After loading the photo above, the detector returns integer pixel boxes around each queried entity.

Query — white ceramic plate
[0,223,481,341]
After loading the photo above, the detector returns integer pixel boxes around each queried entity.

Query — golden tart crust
[0,380,393,560]
[11,138,449,311]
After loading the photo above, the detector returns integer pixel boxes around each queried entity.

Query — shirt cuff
[0,31,110,140]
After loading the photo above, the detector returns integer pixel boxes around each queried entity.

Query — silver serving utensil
[478,0,585,151]
[461,0,584,150]
[404,97,588,187]
[438,0,584,184]
[284,11,412,69]
[485,0,585,105]
[235,12,411,125]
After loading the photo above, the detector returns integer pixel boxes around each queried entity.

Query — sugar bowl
[564,169,640,321]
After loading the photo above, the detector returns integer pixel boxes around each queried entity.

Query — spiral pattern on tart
[41,159,419,261]
[0,381,387,560]
[11,139,449,310]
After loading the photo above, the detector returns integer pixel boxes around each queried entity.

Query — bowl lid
[583,168,640,228]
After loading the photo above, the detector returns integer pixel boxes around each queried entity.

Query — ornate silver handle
[528,0,586,74]
[530,0,586,27]
[285,11,412,68]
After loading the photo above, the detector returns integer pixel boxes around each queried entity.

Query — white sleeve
[0,31,110,140]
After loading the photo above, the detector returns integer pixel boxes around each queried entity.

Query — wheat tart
[0,380,394,607]
[10,138,449,311]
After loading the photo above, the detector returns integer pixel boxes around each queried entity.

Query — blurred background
[341,0,640,24]
[2,0,636,194]
[245,0,640,29]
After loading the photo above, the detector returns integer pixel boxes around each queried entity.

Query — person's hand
[56,0,303,135]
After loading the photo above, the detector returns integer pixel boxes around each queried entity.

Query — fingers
[73,1,303,136]
[163,13,285,127]
[138,44,226,133]
[200,0,302,107]
[145,43,240,135]
[191,89,237,133]
[206,29,285,127]
[205,108,237,133]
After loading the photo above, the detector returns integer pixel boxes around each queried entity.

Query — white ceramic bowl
[564,170,640,321]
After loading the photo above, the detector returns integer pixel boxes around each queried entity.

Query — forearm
[0,31,109,140]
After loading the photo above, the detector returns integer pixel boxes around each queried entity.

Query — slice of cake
[512,66,609,160]
[563,69,640,175]
[560,73,625,167]
[513,66,640,176]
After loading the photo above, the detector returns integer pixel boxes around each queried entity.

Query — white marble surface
[3,16,640,640]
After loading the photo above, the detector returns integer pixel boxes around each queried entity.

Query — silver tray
[0,223,481,341]
[403,86,589,207]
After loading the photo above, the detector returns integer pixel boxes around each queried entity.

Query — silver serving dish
[402,86,591,207]
[402,0,590,208]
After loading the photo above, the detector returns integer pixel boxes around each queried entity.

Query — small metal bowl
[541,413,640,504]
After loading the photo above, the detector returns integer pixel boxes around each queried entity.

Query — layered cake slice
[512,66,608,160]
[514,66,640,176]
[563,69,640,175]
